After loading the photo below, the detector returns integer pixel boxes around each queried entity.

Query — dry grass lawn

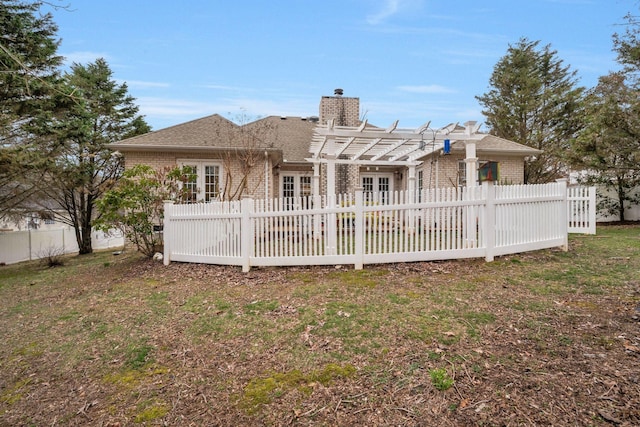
[1,225,639,426]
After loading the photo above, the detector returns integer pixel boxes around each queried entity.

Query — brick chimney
[319,89,360,126]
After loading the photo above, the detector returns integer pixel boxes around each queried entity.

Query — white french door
[361,173,393,204]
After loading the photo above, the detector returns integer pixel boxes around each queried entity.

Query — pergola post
[406,165,416,233]
[325,154,337,255]
[313,162,322,239]
[325,154,337,199]
[465,141,478,188]
[407,165,416,195]
[464,141,479,248]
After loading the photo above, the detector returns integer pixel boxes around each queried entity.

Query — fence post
[464,186,478,248]
[588,186,597,234]
[483,181,495,262]
[163,201,174,266]
[241,196,254,272]
[325,194,337,256]
[354,188,364,270]
[556,178,569,251]
[313,194,322,240]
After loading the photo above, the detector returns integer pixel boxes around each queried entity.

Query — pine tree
[31,59,151,254]
[571,73,640,221]
[476,38,585,183]
[0,0,63,218]
[613,12,640,84]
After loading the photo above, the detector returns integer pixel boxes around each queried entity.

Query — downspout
[264,151,269,200]
[435,154,439,189]
[313,161,321,239]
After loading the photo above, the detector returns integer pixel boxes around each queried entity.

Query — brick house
[111,90,540,202]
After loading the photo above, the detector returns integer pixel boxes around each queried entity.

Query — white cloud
[217,97,316,120]
[137,97,218,118]
[202,84,249,91]
[136,95,318,129]
[397,85,456,94]
[366,0,401,25]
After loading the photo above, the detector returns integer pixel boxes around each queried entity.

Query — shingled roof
[111,114,318,163]
[245,116,317,163]
[113,114,237,148]
[112,113,540,166]
[448,134,542,156]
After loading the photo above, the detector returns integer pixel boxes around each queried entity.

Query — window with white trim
[281,173,313,209]
[178,160,222,202]
[458,160,467,187]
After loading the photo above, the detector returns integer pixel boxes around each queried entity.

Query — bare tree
[218,112,275,201]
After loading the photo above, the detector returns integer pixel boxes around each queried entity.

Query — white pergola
[307,118,485,198]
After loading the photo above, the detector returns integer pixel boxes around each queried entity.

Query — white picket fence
[0,227,125,265]
[567,186,597,234]
[163,181,596,272]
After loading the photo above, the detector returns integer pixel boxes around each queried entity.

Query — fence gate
[567,186,596,234]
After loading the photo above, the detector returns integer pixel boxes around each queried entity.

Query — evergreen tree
[32,58,150,254]
[571,72,640,221]
[0,0,63,217]
[0,0,62,133]
[476,38,585,183]
[613,12,640,84]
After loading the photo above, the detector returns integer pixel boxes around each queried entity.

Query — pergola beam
[310,120,484,163]
[351,138,382,161]
[441,122,459,134]
[311,135,328,158]
[389,144,422,162]
[314,128,438,140]
[306,158,421,166]
[370,138,409,161]
[407,141,443,162]
[334,137,356,158]
[416,120,431,134]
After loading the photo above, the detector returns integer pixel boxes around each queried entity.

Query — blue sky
[48,0,632,131]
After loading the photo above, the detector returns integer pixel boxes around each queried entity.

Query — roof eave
[108,144,283,154]
[449,147,543,156]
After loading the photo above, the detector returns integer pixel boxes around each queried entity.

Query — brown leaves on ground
[1,226,639,426]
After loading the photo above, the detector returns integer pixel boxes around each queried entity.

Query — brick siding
[419,154,526,188]
[124,150,267,200]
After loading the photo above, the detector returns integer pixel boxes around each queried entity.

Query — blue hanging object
[443,139,451,154]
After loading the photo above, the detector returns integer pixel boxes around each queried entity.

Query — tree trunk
[618,179,626,222]
[78,194,94,254]
[618,200,625,223]
[78,224,93,254]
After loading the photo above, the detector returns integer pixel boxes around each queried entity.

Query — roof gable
[113,114,238,148]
